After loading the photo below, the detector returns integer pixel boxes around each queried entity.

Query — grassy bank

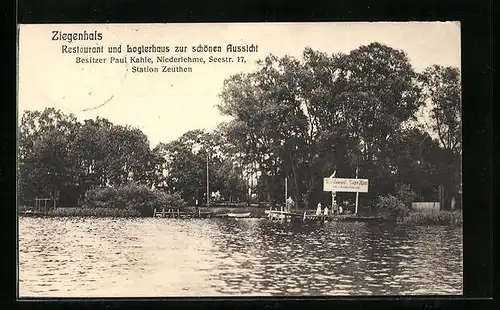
[398,210,463,226]
[46,207,141,217]
[24,206,268,218]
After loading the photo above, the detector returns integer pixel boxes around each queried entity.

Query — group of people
[283,197,345,216]
[316,202,330,216]
[316,202,343,216]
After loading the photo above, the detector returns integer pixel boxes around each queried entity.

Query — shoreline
[18,207,462,226]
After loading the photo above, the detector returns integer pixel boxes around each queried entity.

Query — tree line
[18,42,461,211]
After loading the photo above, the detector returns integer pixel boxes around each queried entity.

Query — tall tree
[18,108,81,205]
[19,108,163,206]
[332,43,423,204]
[419,65,462,210]
[218,55,308,206]
[158,129,244,204]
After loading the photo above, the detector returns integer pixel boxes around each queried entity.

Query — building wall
[411,202,440,212]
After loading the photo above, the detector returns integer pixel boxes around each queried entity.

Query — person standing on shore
[286,196,294,213]
[316,202,322,216]
[332,200,339,216]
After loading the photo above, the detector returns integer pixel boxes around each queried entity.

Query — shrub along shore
[396,210,462,226]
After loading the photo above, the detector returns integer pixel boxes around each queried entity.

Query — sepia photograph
[17,22,462,297]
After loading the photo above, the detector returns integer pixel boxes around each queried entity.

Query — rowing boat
[226,212,252,218]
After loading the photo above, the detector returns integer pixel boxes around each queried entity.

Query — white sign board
[324,178,369,193]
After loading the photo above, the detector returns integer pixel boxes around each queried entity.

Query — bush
[154,191,186,209]
[82,183,187,216]
[394,183,417,208]
[84,187,120,209]
[375,194,409,219]
[116,184,157,215]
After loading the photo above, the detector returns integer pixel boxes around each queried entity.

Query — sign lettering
[323,178,369,193]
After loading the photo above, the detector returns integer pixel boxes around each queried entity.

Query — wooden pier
[266,209,335,222]
[265,209,382,222]
[302,210,336,221]
[19,197,57,216]
[266,210,301,221]
[153,208,213,218]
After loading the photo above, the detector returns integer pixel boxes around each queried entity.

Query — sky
[18,22,461,147]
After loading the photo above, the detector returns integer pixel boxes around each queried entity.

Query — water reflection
[19,217,462,297]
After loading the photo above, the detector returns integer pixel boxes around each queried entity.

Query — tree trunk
[292,166,301,209]
[302,163,315,208]
[440,160,457,211]
[439,183,453,211]
[264,174,273,207]
[246,175,251,207]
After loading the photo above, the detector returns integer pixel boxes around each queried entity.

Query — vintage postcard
[17,22,462,297]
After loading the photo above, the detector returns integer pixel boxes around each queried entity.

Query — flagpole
[207,152,209,208]
[355,166,359,215]
[331,170,336,214]
[284,177,287,209]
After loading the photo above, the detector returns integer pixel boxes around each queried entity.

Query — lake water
[18,217,462,297]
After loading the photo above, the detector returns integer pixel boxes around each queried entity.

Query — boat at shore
[226,212,252,218]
